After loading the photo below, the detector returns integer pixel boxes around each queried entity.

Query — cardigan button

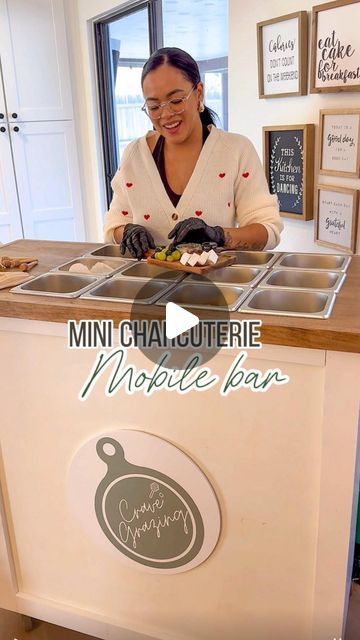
[172,213,178,221]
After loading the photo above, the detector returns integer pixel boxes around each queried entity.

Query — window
[162,0,228,129]
[95,0,228,207]
[108,9,150,160]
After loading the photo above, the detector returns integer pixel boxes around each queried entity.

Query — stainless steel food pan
[220,251,281,268]
[81,277,176,304]
[156,282,252,311]
[277,253,351,272]
[117,261,185,281]
[86,244,137,260]
[259,268,346,293]
[51,257,128,277]
[187,265,267,287]
[239,287,336,319]
[10,272,101,298]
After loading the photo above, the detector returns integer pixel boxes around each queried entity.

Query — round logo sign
[68,430,221,573]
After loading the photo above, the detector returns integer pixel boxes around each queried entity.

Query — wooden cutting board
[0,272,32,290]
[146,253,236,275]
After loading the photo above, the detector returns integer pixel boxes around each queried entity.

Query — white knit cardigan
[103,126,283,249]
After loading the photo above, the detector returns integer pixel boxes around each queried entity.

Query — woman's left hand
[168,218,225,246]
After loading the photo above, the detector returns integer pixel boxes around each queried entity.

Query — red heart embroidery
[121,210,129,216]
[144,214,150,220]
[219,172,226,178]
[242,172,249,178]
[126,182,133,188]
[195,210,202,216]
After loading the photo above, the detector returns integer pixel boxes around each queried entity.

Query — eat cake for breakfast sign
[311,0,360,92]
[68,430,221,573]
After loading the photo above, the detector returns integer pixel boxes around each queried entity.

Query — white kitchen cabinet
[0,0,85,242]
[10,120,84,241]
[0,67,6,117]
[0,123,23,243]
[0,0,73,122]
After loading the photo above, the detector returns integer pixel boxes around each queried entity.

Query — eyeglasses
[141,85,197,120]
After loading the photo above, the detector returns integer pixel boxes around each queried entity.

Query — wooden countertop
[0,239,359,353]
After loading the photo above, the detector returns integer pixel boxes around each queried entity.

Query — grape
[171,250,181,261]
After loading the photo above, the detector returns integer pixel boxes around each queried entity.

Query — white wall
[65,0,360,254]
[64,0,130,242]
[229,0,360,254]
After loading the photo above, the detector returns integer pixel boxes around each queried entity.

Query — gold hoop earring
[198,101,205,113]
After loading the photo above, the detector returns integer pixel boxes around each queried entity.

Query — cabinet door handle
[13,126,19,132]
[12,112,18,118]
[0,126,6,133]
[0,113,4,119]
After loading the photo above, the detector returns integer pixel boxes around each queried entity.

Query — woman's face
[142,64,203,144]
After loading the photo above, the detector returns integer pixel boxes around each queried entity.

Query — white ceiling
[108,0,228,61]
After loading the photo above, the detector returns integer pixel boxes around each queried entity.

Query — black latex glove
[168,217,225,247]
[120,224,156,260]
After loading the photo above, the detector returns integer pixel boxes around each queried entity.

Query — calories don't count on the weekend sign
[261,18,300,95]
[257,12,307,98]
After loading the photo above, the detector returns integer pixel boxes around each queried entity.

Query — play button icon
[129,271,231,370]
[165,302,199,340]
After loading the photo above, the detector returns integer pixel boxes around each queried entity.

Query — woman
[104,47,283,259]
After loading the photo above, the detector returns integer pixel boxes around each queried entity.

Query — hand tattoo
[224,232,265,251]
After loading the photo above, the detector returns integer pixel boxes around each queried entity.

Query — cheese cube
[197,251,209,266]
[188,253,200,267]
[180,252,191,265]
[207,249,218,265]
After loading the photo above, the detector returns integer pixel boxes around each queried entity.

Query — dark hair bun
[141,47,218,127]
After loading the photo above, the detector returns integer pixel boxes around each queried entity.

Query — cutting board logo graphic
[95,437,205,569]
[68,430,221,573]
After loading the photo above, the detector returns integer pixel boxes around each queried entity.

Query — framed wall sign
[319,108,360,177]
[315,184,359,252]
[310,0,360,93]
[257,11,308,98]
[263,124,315,220]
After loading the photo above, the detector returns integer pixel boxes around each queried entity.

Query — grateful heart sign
[68,430,221,573]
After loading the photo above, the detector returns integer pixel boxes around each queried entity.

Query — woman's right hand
[120,223,156,260]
